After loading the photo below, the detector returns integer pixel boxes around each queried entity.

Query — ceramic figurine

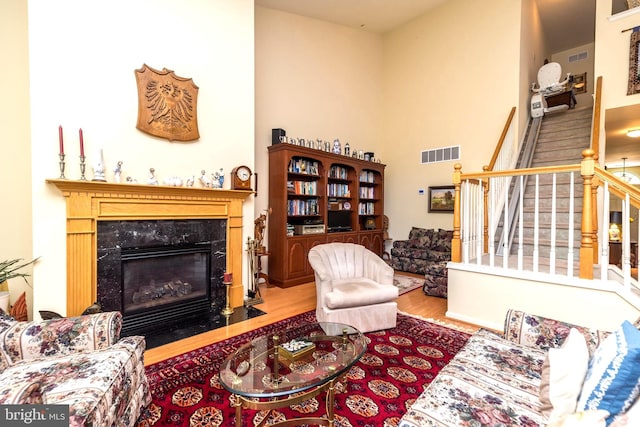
[333,139,341,154]
[148,168,159,185]
[211,171,221,188]
[344,142,350,157]
[199,170,211,188]
[113,161,123,183]
[91,148,106,182]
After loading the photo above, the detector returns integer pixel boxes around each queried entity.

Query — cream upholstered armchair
[308,243,398,333]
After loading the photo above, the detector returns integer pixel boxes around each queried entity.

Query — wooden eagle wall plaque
[135,64,200,141]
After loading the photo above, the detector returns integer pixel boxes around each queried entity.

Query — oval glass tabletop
[219,322,366,398]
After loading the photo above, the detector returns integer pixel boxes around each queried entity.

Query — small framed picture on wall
[428,186,455,213]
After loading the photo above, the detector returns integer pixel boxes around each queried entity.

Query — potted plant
[0,258,38,313]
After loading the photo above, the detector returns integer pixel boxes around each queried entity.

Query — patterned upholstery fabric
[399,310,610,427]
[390,227,451,298]
[503,309,609,356]
[0,311,150,426]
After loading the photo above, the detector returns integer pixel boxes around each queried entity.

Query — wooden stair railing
[580,150,595,279]
[590,76,603,265]
[452,77,605,280]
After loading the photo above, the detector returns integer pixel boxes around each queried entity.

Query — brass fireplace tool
[245,237,264,306]
[221,272,234,316]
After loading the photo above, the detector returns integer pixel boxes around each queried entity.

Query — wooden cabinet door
[371,232,384,256]
[287,239,307,278]
[327,232,357,244]
[359,233,372,251]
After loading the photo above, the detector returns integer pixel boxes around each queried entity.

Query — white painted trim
[609,7,640,21]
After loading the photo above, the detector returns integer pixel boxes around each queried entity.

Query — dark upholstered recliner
[390,227,451,298]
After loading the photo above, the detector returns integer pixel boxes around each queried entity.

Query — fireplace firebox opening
[97,219,227,337]
[121,244,211,327]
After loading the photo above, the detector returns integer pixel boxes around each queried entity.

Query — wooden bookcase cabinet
[268,143,386,288]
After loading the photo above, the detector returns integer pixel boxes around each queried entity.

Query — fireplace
[97,219,227,336]
[48,179,251,328]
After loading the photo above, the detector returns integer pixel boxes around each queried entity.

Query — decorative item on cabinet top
[271,129,380,161]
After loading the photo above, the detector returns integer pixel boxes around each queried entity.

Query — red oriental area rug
[136,311,471,427]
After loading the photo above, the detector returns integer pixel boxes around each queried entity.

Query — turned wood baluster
[452,163,462,263]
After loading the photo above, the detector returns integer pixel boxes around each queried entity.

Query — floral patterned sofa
[390,227,452,298]
[399,309,629,427]
[0,310,150,427]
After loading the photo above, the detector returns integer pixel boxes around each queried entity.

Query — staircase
[508,107,592,265]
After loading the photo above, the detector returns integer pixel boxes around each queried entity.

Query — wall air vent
[421,145,460,164]
[568,51,588,63]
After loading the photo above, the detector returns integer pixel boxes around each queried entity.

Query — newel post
[580,149,595,279]
[483,165,490,254]
[452,163,462,262]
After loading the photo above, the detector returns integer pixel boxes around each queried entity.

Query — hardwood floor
[143,273,479,366]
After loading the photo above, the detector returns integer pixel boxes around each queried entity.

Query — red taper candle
[79,128,84,157]
[58,125,64,154]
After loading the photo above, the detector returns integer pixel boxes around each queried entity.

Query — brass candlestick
[58,153,66,179]
[221,279,234,316]
[272,335,281,385]
[79,155,87,180]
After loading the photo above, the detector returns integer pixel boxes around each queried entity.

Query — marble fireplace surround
[48,179,251,317]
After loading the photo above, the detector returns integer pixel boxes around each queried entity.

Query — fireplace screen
[122,245,210,315]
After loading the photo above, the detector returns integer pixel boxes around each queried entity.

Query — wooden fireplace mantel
[47,179,252,316]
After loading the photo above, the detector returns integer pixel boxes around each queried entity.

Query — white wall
[28,0,255,317]
[382,0,522,241]
[447,266,640,331]
[551,43,595,109]
[254,6,385,248]
[595,6,640,111]
[0,0,33,316]
[519,0,549,146]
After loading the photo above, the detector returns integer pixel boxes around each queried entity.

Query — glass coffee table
[219,322,366,426]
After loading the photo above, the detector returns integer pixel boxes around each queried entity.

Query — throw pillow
[9,291,27,322]
[577,321,640,425]
[540,328,590,422]
[408,227,432,240]
[610,393,640,426]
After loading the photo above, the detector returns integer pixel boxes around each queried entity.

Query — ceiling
[255,0,595,52]
[255,0,638,167]
[255,0,448,34]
